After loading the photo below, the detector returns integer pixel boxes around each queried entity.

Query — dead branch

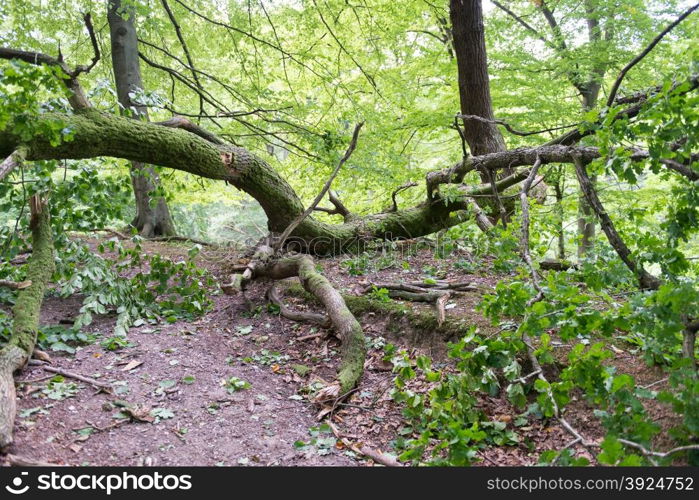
[606,3,699,106]
[314,190,353,220]
[519,155,543,297]
[466,198,494,232]
[147,235,211,246]
[275,123,363,251]
[88,228,131,239]
[388,182,418,212]
[539,259,577,271]
[72,13,101,77]
[367,280,479,292]
[327,421,402,467]
[617,439,699,466]
[517,157,597,455]
[0,279,31,290]
[28,361,112,390]
[0,147,26,182]
[572,154,661,290]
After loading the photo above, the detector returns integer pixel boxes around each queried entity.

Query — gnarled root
[0,196,54,449]
[255,255,366,394]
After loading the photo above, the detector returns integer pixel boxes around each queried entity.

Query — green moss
[288,287,473,342]
[8,204,55,354]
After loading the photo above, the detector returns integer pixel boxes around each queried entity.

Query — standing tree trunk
[450,0,515,225]
[575,1,608,258]
[449,0,506,158]
[107,0,176,237]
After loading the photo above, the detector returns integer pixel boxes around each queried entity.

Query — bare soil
[1,239,678,466]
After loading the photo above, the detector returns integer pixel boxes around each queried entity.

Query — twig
[327,421,402,467]
[72,13,101,77]
[617,439,699,461]
[0,147,27,182]
[388,182,418,212]
[0,279,32,290]
[458,114,578,138]
[641,377,668,389]
[28,361,112,390]
[514,369,542,384]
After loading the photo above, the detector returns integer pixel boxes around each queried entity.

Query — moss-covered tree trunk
[255,255,365,393]
[0,110,607,254]
[0,195,54,448]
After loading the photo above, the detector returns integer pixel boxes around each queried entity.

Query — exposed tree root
[254,255,366,394]
[267,282,331,328]
[0,196,54,449]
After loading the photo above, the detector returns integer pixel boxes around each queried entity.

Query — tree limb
[606,3,699,106]
[275,122,363,251]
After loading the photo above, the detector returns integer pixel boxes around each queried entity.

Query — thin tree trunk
[573,155,660,290]
[575,1,607,258]
[553,179,566,260]
[577,91,598,258]
[107,0,175,237]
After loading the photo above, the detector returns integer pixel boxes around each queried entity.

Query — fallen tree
[0,4,697,456]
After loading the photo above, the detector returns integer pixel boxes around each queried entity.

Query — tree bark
[0,110,631,253]
[255,256,366,393]
[573,155,660,290]
[449,0,515,224]
[449,0,506,158]
[107,0,175,237]
[0,196,54,448]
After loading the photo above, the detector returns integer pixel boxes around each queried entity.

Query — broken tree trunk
[0,195,54,448]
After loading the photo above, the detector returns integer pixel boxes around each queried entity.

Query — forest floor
[2,238,676,466]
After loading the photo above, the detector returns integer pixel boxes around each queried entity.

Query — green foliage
[221,377,251,393]
[41,375,81,400]
[389,330,523,465]
[56,238,214,338]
